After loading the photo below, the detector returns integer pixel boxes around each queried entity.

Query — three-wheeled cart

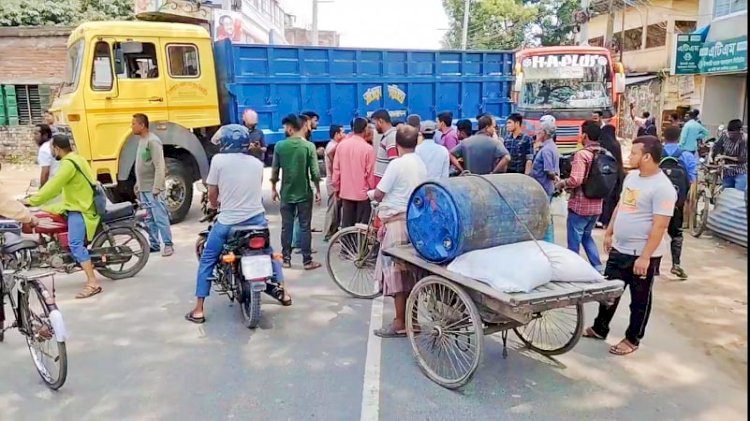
[383,245,625,389]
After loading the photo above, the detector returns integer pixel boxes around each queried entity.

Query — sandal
[75,285,102,299]
[282,260,292,269]
[609,339,639,356]
[303,261,322,271]
[374,324,407,338]
[583,327,606,340]
[184,311,205,324]
[267,284,293,306]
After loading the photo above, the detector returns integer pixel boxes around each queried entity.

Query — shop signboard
[675,34,747,75]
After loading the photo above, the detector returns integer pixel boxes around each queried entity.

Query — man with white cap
[415,120,449,179]
[243,109,267,162]
[531,115,560,243]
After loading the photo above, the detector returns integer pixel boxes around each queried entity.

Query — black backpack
[660,148,690,208]
[582,147,619,199]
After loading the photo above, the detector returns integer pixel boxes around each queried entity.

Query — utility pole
[461,0,471,50]
[312,0,319,46]
[577,0,591,45]
[605,0,615,47]
[620,0,626,62]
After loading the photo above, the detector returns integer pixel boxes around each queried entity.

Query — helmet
[211,124,251,153]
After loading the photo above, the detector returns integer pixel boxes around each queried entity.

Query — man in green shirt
[26,135,103,299]
[271,114,322,270]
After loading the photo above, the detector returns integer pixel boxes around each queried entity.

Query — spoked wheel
[21,285,67,390]
[326,226,381,299]
[92,227,150,280]
[406,276,484,389]
[690,188,710,238]
[513,304,584,356]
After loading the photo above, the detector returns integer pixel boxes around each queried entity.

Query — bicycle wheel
[325,226,381,299]
[690,188,710,238]
[20,282,67,390]
[406,276,484,389]
[513,304,583,356]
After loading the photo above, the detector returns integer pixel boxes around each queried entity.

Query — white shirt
[206,153,265,225]
[37,140,60,177]
[377,153,427,215]
[415,138,449,179]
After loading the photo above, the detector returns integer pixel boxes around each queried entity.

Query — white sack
[446,241,604,294]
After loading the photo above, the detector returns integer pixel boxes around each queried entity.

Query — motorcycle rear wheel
[92,227,150,280]
[239,280,262,329]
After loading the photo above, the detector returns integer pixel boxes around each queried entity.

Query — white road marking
[360,296,384,421]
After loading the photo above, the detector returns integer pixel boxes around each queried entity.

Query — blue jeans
[722,173,747,192]
[67,211,90,263]
[543,195,555,243]
[139,192,173,249]
[195,213,283,298]
[566,210,603,272]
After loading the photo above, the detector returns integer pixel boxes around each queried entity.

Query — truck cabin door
[84,38,121,164]
[112,38,169,114]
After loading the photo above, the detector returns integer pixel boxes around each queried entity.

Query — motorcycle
[194,203,287,329]
[1,202,150,280]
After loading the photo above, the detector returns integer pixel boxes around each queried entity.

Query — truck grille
[556,125,580,138]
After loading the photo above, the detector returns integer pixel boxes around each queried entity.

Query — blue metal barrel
[406,174,550,263]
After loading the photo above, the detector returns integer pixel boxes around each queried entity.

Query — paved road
[0,183,746,420]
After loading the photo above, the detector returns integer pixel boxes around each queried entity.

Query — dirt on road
[2,163,747,386]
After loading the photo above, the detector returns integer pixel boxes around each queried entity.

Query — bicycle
[0,245,68,390]
[690,160,737,238]
[325,201,382,298]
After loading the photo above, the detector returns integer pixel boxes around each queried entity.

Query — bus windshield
[519,54,612,110]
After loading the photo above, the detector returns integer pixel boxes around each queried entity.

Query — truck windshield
[519,55,612,110]
[63,40,85,92]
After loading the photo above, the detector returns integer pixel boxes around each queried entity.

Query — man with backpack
[556,120,618,272]
[661,126,697,280]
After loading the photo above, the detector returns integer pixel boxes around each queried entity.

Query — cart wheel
[513,304,584,356]
[406,275,484,389]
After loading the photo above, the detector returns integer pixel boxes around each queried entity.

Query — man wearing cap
[243,109,267,162]
[531,115,560,243]
[415,120,449,179]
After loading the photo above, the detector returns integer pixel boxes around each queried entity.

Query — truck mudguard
[117,122,209,182]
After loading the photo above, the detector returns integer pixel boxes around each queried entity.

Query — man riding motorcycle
[185,124,291,324]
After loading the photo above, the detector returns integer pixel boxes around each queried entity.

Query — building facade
[285,27,340,47]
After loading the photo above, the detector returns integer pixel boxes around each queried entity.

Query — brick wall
[0,126,37,163]
[0,27,72,85]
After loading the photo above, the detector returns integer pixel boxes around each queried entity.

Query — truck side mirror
[615,73,626,95]
[513,74,523,94]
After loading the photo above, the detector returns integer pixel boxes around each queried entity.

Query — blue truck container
[213,40,515,146]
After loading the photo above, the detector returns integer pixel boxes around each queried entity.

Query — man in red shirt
[555,121,605,272]
[332,117,377,227]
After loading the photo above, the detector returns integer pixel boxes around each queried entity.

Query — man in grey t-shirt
[585,136,676,357]
[132,113,174,257]
[449,114,510,175]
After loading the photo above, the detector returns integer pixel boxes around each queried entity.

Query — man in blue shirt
[663,126,697,280]
[504,113,534,174]
[531,115,560,243]
[679,111,709,153]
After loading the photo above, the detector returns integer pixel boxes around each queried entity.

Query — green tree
[442,0,539,50]
[0,0,133,27]
[527,0,579,46]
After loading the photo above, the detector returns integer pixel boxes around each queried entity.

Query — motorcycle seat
[228,225,268,236]
[102,202,135,223]
[1,232,38,254]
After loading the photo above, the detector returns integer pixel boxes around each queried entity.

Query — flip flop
[75,285,102,299]
[184,311,205,324]
[583,327,606,340]
[374,325,407,338]
[609,339,639,356]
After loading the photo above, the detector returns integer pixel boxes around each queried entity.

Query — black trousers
[592,249,660,346]
[341,199,371,228]
[668,206,684,266]
[280,199,313,264]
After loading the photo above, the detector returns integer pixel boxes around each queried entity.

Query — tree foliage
[0,0,134,27]
[442,0,579,50]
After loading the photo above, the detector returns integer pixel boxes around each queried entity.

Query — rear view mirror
[615,73,626,94]
[121,41,143,54]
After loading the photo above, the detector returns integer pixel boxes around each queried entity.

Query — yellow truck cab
[51,21,220,223]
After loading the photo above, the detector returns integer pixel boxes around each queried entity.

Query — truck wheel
[165,157,193,224]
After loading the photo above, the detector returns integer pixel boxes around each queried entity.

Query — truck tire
[165,157,193,224]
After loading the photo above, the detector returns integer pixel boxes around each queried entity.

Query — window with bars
[714,0,747,18]
[645,23,667,48]
[16,85,44,125]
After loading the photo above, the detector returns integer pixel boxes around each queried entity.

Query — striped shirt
[714,132,748,177]
[374,127,398,178]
